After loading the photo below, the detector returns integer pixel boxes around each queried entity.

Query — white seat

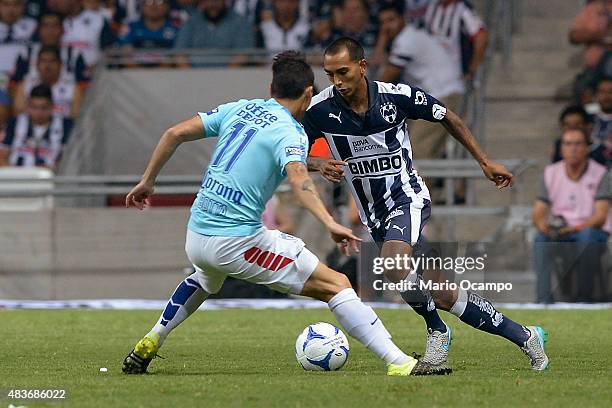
[0,167,54,211]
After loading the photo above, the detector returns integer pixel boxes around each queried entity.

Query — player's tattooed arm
[286,162,331,226]
[286,162,361,252]
[441,109,514,189]
[306,156,347,183]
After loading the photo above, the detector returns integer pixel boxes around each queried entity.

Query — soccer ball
[295,322,349,371]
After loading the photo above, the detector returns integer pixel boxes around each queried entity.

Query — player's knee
[333,272,352,291]
[301,265,353,302]
[322,272,352,301]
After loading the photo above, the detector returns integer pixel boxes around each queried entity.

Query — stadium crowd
[0,0,488,169]
[530,0,612,303]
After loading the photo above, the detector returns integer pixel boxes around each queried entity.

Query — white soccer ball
[295,322,349,371]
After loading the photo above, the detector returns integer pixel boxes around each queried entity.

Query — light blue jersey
[188,98,308,236]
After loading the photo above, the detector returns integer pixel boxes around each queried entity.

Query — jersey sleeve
[302,108,323,152]
[460,4,486,37]
[275,127,308,176]
[197,101,238,138]
[396,83,447,122]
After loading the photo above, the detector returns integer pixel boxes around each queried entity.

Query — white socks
[328,288,410,365]
[149,273,209,347]
[449,287,468,317]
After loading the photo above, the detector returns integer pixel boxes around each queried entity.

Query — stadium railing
[0,159,534,200]
[0,158,535,242]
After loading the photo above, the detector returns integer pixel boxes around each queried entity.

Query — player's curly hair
[271,51,314,100]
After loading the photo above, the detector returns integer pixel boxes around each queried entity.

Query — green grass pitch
[1,308,611,407]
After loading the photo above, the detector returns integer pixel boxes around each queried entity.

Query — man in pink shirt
[532,127,611,303]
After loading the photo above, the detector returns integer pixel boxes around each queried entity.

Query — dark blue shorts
[370,200,432,248]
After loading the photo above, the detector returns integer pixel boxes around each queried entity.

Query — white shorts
[185,228,320,295]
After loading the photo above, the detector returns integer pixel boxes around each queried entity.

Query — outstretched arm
[126,115,204,209]
[286,161,360,254]
[441,109,514,189]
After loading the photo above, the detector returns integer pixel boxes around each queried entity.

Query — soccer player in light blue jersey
[122,51,449,376]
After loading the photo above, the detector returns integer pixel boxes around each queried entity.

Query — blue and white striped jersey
[303,79,447,230]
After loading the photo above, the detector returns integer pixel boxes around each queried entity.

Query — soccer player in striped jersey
[303,38,548,371]
[122,51,448,376]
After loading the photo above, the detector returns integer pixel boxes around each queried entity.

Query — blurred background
[0,0,610,304]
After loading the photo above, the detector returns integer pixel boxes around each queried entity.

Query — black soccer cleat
[122,350,153,374]
[122,334,160,374]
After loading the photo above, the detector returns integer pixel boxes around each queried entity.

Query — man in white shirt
[377,1,463,161]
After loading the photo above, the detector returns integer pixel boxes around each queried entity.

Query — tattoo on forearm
[301,179,315,192]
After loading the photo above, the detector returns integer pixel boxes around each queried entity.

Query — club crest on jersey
[380,102,397,123]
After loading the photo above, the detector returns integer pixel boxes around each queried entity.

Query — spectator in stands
[307,0,377,49]
[257,0,310,52]
[119,0,180,67]
[113,0,194,35]
[12,12,89,83]
[0,0,37,44]
[377,1,464,105]
[569,0,612,103]
[590,77,612,166]
[417,0,487,82]
[0,84,73,169]
[550,105,591,163]
[120,0,179,49]
[12,45,84,118]
[174,0,254,49]
[173,0,254,67]
[49,0,115,67]
[0,0,37,97]
[532,127,611,303]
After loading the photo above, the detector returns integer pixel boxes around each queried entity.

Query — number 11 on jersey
[211,121,258,173]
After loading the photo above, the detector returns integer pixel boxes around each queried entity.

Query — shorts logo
[391,224,406,235]
[206,108,219,115]
[415,91,427,105]
[432,104,446,120]
[380,102,397,123]
[285,146,305,157]
[385,208,404,223]
[244,246,295,271]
